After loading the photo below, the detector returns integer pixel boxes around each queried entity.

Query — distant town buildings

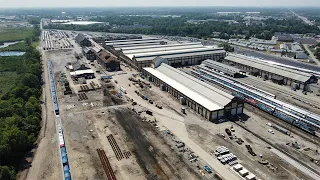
[61,12,66,18]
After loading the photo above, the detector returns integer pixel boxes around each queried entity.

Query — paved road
[270,148,320,180]
[303,44,320,66]
[234,47,320,72]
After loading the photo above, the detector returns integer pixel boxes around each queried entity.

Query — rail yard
[38,28,320,180]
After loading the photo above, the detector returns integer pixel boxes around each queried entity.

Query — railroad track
[239,77,320,109]
[97,149,117,180]
[107,134,124,161]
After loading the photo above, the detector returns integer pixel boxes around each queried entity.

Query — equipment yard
[28,29,320,180]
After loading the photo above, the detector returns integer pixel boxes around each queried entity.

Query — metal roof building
[122,43,204,55]
[116,42,202,51]
[224,54,318,89]
[128,47,226,70]
[105,39,166,48]
[201,59,244,77]
[105,38,159,43]
[143,63,243,121]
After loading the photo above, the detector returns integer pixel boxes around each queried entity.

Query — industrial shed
[224,54,318,89]
[127,47,226,70]
[75,33,92,47]
[201,60,245,77]
[82,47,96,61]
[121,42,204,54]
[142,63,243,122]
[116,42,202,51]
[105,38,166,49]
[96,50,120,72]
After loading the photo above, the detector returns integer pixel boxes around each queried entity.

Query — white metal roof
[112,42,162,49]
[225,54,313,82]
[105,39,164,46]
[123,43,204,55]
[105,38,159,43]
[144,64,234,111]
[117,42,202,51]
[70,69,94,76]
[127,47,224,61]
[135,49,225,62]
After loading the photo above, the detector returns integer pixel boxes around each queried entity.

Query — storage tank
[179,97,185,105]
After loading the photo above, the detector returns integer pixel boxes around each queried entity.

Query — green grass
[0,27,33,43]
[0,42,27,52]
[0,71,18,97]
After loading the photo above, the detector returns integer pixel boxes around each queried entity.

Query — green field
[0,27,33,43]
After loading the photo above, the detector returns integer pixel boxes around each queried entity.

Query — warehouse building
[201,60,245,77]
[115,42,202,51]
[224,54,318,90]
[75,33,92,47]
[96,50,120,72]
[126,47,226,70]
[142,63,243,122]
[122,42,204,55]
[82,47,96,61]
[105,38,166,49]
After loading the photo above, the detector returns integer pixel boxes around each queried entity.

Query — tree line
[45,15,319,40]
[0,27,42,180]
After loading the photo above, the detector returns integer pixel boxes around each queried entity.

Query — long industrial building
[142,62,243,122]
[105,38,166,48]
[224,54,318,90]
[115,42,202,51]
[122,45,226,70]
[122,42,204,55]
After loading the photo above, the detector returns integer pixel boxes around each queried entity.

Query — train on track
[191,65,320,136]
[48,60,60,115]
[48,60,72,180]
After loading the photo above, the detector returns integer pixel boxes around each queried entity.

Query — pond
[0,51,25,56]
[0,41,22,48]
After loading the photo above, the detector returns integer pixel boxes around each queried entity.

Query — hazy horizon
[0,0,319,8]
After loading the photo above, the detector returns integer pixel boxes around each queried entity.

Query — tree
[25,37,32,46]
[218,43,234,52]
[0,166,16,180]
[21,73,40,89]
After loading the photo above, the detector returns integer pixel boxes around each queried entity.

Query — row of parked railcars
[48,60,72,180]
[192,67,320,136]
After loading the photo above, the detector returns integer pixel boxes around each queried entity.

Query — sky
[0,0,319,8]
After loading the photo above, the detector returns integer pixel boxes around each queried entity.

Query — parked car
[203,165,212,174]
